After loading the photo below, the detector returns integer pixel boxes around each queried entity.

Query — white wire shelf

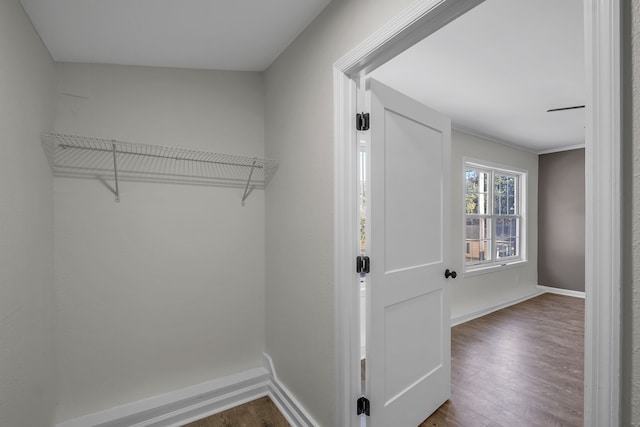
[42,132,277,204]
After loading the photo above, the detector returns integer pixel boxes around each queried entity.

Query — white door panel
[366,79,451,427]
[383,109,444,272]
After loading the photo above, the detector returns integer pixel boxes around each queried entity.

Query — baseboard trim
[263,353,319,427]
[537,285,586,299]
[55,357,319,427]
[450,290,544,327]
[56,368,271,427]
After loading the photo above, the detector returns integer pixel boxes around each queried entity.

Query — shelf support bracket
[242,160,257,206]
[112,141,120,202]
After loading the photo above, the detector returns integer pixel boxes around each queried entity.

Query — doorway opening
[335,0,621,426]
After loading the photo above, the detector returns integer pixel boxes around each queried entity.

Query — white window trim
[462,157,528,275]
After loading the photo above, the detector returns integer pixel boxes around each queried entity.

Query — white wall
[449,130,539,320]
[264,1,421,425]
[0,0,57,426]
[53,64,266,423]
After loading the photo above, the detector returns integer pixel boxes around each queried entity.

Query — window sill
[463,260,527,277]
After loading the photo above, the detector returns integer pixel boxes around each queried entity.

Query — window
[464,160,526,271]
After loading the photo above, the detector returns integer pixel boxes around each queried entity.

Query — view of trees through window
[359,149,367,255]
[465,163,522,269]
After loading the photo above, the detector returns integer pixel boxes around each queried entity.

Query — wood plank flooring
[184,293,583,427]
[420,293,584,427]
[182,396,289,427]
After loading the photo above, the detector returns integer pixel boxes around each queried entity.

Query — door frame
[333,1,622,426]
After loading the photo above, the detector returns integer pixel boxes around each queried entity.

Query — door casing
[332,1,622,426]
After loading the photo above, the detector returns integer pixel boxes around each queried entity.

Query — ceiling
[370,0,585,153]
[19,0,331,71]
[20,0,583,152]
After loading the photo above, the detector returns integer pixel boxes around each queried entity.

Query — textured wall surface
[53,64,267,423]
[538,149,585,292]
[0,0,57,426]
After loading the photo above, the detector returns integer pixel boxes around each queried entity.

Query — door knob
[444,269,457,279]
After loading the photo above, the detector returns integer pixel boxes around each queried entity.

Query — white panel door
[366,79,451,427]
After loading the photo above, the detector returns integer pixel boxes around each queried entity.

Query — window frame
[463,158,527,275]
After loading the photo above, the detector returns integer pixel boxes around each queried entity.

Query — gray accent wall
[538,148,585,292]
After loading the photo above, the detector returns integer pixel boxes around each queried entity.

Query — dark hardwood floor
[182,396,289,427]
[421,293,584,427]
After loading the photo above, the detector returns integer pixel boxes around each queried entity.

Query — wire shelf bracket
[111,141,120,202]
[41,132,277,204]
[241,160,257,206]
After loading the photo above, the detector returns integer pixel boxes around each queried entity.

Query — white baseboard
[450,290,544,327]
[56,368,271,427]
[55,356,318,427]
[262,353,319,427]
[537,285,586,299]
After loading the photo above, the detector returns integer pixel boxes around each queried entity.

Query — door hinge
[356,256,370,274]
[356,113,370,131]
[357,396,370,416]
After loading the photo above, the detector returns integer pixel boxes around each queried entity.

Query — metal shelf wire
[42,132,277,203]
